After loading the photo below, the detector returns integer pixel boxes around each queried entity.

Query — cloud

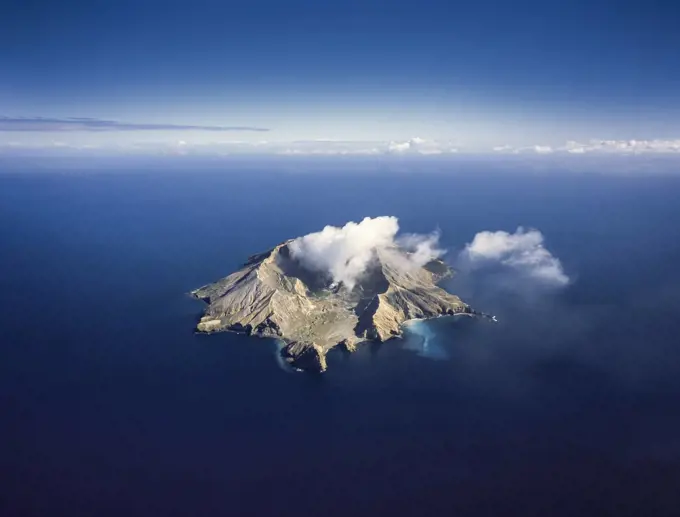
[461,227,569,287]
[6,133,680,160]
[396,230,445,266]
[567,139,680,154]
[0,116,269,132]
[280,147,381,156]
[493,144,553,154]
[288,216,444,290]
[386,137,454,155]
[387,140,413,153]
[274,138,458,156]
[493,139,680,155]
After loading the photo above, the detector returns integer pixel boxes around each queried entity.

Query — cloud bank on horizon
[278,138,680,157]
[461,227,569,287]
[279,137,458,156]
[289,216,444,290]
[2,118,680,164]
[4,135,680,158]
[493,139,680,155]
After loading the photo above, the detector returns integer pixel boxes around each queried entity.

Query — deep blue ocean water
[2,164,680,516]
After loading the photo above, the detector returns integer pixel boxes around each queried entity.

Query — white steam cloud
[289,216,444,289]
[461,227,569,287]
[396,230,445,266]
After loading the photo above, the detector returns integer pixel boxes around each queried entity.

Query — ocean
[2,162,680,516]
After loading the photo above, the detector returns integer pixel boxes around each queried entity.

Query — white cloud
[289,216,444,290]
[575,139,680,154]
[279,147,381,156]
[493,139,680,155]
[493,144,553,154]
[386,137,458,155]
[387,141,413,153]
[5,135,680,159]
[396,230,444,266]
[461,227,569,287]
[273,137,458,156]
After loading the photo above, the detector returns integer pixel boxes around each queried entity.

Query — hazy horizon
[3,0,680,156]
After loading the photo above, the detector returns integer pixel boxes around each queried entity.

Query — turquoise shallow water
[402,318,451,360]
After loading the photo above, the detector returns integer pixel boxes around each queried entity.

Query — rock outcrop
[191,240,468,371]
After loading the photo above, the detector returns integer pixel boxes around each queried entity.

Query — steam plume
[289,216,444,289]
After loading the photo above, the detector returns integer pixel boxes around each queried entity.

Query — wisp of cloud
[289,216,444,289]
[461,227,569,287]
[0,116,269,132]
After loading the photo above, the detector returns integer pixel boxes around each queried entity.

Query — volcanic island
[190,228,488,372]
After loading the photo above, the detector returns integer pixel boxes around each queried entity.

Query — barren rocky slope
[191,240,469,371]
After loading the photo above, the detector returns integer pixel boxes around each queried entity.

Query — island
[191,238,475,372]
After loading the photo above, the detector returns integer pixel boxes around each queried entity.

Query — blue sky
[2,0,680,154]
